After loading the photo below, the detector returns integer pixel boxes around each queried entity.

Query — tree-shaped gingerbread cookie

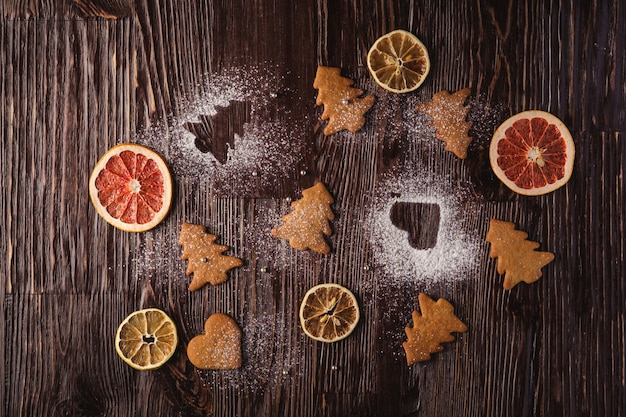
[403,293,467,364]
[416,88,473,159]
[179,222,243,291]
[486,218,554,290]
[271,182,334,254]
[314,66,375,135]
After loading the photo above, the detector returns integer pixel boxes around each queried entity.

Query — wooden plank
[1,19,145,294]
[537,132,625,415]
[2,1,72,19]
[3,292,215,416]
[2,0,625,416]
[469,0,626,132]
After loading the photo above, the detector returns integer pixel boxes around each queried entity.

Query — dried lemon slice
[367,29,430,93]
[299,283,360,343]
[115,308,178,370]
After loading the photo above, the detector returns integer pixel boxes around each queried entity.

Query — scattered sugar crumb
[194,312,300,391]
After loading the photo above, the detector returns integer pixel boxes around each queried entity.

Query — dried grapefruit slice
[489,110,575,196]
[115,308,178,370]
[89,143,173,232]
[299,283,360,343]
[367,29,430,93]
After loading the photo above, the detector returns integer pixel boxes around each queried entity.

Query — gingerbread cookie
[179,222,243,291]
[187,313,242,370]
[271,182,334,254]
[486,218,554,290]
[402,293,467,364]
[416,88,473,159]
[314,66,376,135]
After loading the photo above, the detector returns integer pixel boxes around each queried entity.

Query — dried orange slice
[367,29,430,93]
[490,110,575,196]
[299,283,360,343]
[115,308,178,370]
[89,143,173,232]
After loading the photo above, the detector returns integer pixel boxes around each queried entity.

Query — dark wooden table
[2,1,625,416]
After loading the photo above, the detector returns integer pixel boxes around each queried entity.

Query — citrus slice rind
[115,308,178,370]
[489,110,575,196]
[367,29,430,94]
[89,143,173,232]
[299,283,360,343]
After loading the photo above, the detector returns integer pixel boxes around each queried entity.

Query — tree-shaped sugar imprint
[271,182,334,254]
[184,100,251,164]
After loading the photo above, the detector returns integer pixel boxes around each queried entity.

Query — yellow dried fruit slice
[299,283,359,343]
[115,308,178,370]
[367,29,430,93]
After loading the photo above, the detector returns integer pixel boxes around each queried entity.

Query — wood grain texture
[2,1,625,416]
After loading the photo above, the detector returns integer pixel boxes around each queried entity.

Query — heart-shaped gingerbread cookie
[187,313,242,370]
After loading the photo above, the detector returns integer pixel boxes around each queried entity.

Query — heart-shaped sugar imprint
[187,313,242,370]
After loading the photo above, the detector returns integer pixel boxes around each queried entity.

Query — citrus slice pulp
[299,283,360,343]
[367,29,430,93]
[115,308,178,370]
[489,110,575,196]
[89,143,173,232]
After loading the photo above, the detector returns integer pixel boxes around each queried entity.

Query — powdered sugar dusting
[129,65,489,386]
[195,311,300,391]
[359,88,484,286]
[211,121,303,194]
[368,167,481,287]
[137,66,307,195]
